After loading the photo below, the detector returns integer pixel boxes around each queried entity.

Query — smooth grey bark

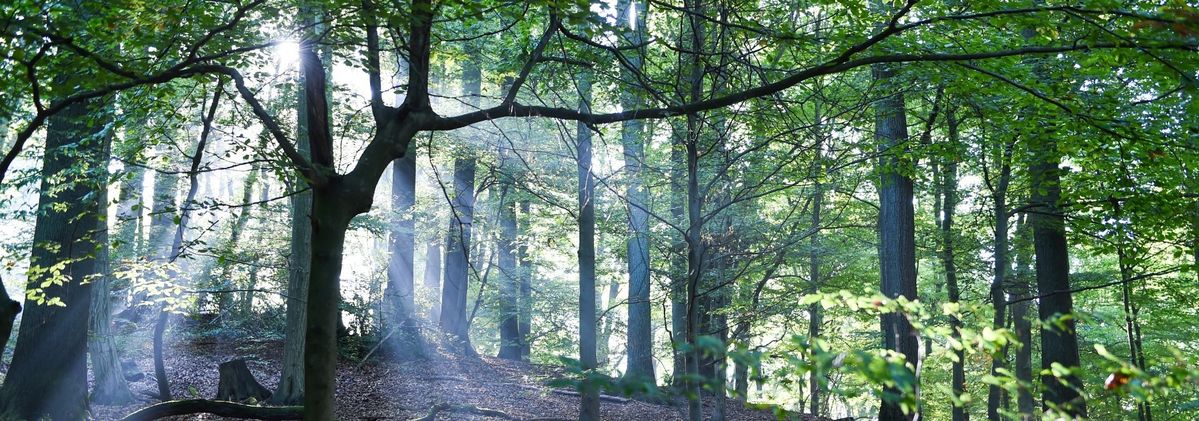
[0,100,103,420]
[575,70,601,421]
[872,60,919,421]
[115,164,145,261]
[1111,199,1151,421]
[616,0,655,384]
[90,139,135,404]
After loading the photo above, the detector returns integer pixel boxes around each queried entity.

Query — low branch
[119,399,301,421]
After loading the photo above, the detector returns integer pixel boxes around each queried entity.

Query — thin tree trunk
[940,106,966,421]
[988,139,1014,420]
[90,139,135,404]
[1011,215,1036,419]
[517,200,533,360]
[575,70,601,421]
[0,100,104,420]
[669,119,688,388]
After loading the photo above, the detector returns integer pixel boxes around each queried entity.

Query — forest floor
[87,337,827,420]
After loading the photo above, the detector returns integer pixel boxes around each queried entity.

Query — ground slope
[86,339,819,420]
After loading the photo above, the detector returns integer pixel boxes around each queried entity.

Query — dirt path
[89,339,807,420]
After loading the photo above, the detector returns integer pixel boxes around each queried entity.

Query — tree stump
[215,359,272,402]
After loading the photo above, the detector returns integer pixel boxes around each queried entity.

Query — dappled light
[0,0,1197,420]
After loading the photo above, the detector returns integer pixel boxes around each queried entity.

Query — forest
[0,0,1196,420]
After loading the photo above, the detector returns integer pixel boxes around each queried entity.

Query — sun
[274,39,300,68]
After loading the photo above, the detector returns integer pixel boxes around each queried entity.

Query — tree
[615,0,655,384]
[0,100,105,420]
[872,59,918,421]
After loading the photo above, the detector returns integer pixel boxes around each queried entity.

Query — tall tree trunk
[575,71,601,421]
[90,137,135,404]
[424,238,442,322]
[669,119,688,388]
[497,181,522,360]
[808,96,827,420]
[0,100,103,420]
[940,106,966,421]
[1028,121,1085,417]
[274,150,310,403]
[872,60,918,421]
[303,188,355,421]
[1010,214,1036,419]
[384,150,424,357]
[1112,199,1150,421]
[439,48,480,353]
[616,0,655,384]
[517,200,533,360]
[216,167,258,320]
[440,156,476,352]
[988,139,1014,421]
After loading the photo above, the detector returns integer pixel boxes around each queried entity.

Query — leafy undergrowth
[89,337,828,420]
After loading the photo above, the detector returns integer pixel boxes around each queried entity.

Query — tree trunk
[1028,125,1085,416]
[385,151,424,357]
[517,200,533,360]
[940,107,966,421]
[1011,214,1036,419]
[872,60,918,421]
[0,100,103,420]
[616,0,655,384]
[440,156,476,352]
[273,121,313,406]
[424,238,442,322]
[575,70,601,421]
[302,187,353,421]
[90,152,135,404]
[988,139,1013,421]
[497,182,522,360]
[439,49,480,353]
[669,119,688,389]
[216,359,273,402]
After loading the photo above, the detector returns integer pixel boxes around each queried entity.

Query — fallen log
[118,399,302,421]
